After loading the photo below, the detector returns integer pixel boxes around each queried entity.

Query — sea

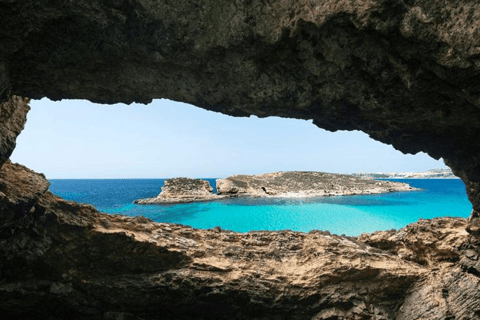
[48,179,472,236]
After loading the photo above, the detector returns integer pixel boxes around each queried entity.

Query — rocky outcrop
[359,218,480,320]
[217,171,416,198]
[134,178,227,204]
[0,96,30,167]
[1,161,480,319]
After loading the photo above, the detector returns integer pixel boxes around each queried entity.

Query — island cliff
[2,0,480,318]
[134,178,227,204]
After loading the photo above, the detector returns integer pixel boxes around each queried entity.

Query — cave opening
[3,0,480,317]
[12,98,447,178]
[7,97,470,236]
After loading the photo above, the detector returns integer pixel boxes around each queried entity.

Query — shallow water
[48,179,471,236]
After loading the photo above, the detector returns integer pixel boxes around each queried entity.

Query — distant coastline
[352,168,458,179]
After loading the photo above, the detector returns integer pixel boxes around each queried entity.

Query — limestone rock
[217,171,416,198]
[134,177,227,204]
[0,163,478,319]
[359,218,480,320]
[3,0,480,318]
[0,96,30,167]
[0,160,49,216]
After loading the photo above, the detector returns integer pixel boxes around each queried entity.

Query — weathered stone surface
[135,177,227,204]
[0,160,49,217]
[0,96,29,167]
[217,171,416,198]
[359,218,480,320]
[3,0,480,318]
[1,161,479,319]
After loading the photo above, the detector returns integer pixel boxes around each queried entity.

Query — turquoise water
[48,179,472,236]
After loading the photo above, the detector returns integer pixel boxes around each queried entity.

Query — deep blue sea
[48,179,472,236]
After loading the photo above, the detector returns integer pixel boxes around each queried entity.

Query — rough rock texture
[0,160,49,215]
[359,218,480,320]
[0,96,30,167]
[1,163,480,319]
[3,0,480,318]
[134,178,226,204]
[2,0,480,221]
[217,171,416,198]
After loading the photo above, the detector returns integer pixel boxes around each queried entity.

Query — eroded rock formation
[1,160,480,319]
[134,177,226,204]
[0,96,30,166]
[217,171,415,198]
[2,0,480,318]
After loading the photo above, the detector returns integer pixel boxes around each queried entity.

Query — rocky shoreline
[1,161,479,319]
[135,171,417,205]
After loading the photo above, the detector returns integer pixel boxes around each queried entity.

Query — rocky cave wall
[2,0,480,319]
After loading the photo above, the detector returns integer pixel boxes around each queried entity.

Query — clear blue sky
[10,98,446,179]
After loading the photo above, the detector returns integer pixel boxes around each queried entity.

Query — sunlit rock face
[2,0,480,218]
[134,177,227,204]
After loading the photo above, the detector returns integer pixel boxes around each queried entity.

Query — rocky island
[134,178,227,204]
[135,171,416,204]
[217,171,416,197]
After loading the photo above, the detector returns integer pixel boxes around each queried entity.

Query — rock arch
[2,0,480,318]
[3,0,480,222]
